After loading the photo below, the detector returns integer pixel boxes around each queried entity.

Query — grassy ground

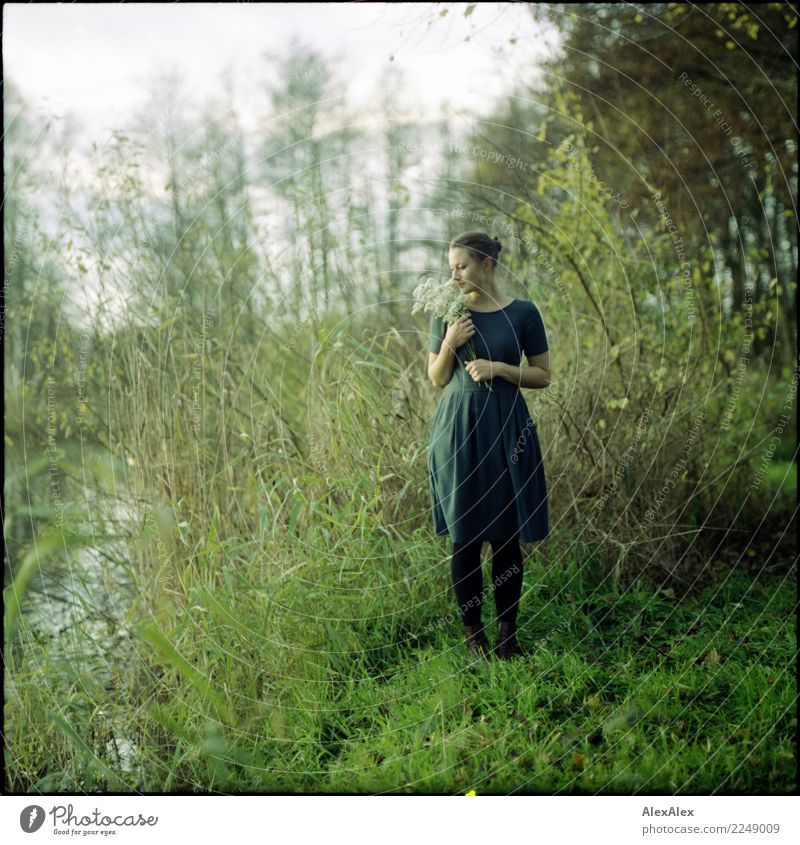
[6,539,795,795]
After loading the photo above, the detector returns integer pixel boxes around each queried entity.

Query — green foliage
[4,18,795,794]
[5,553,795,792]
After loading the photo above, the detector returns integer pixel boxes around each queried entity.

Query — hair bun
[449,230,502,267]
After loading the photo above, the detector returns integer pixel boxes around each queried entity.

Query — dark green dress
[427,299,549,544]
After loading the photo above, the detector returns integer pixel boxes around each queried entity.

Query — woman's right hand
[444,314,476,350]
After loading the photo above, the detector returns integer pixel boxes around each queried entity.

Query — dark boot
[494,620,523,660]
[464,623,491,660]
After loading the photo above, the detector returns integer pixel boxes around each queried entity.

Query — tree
[525,2,797,359]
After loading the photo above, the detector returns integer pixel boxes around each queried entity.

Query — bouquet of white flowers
[412,278,491,390]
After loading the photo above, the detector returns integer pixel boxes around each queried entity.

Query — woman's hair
[449,231,503,270]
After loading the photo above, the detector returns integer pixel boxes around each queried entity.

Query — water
[18,494,145,778]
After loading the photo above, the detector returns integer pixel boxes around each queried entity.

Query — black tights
[451,535,524,627]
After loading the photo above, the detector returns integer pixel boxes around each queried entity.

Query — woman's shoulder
[518,298,543,316]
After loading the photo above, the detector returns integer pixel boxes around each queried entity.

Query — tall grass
[4,79,795,794]
[5,537,795,792]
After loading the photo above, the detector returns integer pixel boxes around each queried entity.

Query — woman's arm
[428,315,474,388]
[495,351,551,389]
[428,347,456,388]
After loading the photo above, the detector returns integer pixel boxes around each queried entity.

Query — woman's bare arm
[428,348,456,388]
[427,315,474,388]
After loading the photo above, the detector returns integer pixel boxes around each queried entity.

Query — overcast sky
[4,2,556,144]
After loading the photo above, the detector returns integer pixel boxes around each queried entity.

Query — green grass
[765,459,797,495]
[5,543,795,794]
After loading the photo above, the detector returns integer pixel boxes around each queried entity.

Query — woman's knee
[453,538,483,553]
[490,534,520,554]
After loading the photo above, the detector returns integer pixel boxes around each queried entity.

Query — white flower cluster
[412,276,489,389]
[411,278,469,323]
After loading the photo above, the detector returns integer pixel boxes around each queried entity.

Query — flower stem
[465,340,491,391]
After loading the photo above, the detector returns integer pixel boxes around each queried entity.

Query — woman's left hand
[464,358,495,382]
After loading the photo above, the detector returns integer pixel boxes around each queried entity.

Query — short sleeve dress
[427,299,549,544]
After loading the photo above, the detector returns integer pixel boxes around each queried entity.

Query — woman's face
[448,246,491,295]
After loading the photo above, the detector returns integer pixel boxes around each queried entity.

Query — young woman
[427,231,551,660]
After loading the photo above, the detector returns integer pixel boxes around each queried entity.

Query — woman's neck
[465,287,503,310]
